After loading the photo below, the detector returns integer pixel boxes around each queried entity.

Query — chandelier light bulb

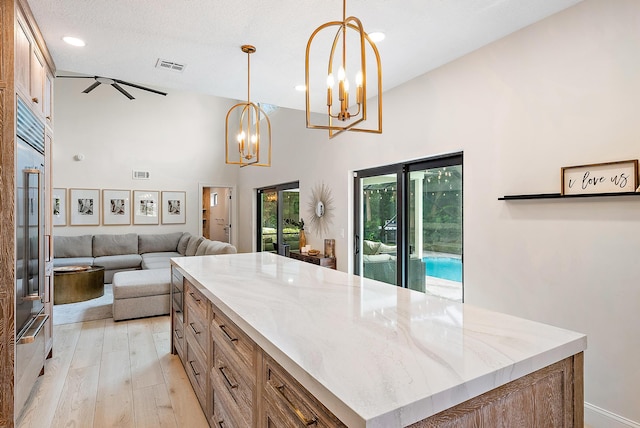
[356,71,363,86]
[338,66,346,81]
[327,74,335,88]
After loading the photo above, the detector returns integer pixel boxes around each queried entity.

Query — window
[257,182,300,254]
[354,153,463,301]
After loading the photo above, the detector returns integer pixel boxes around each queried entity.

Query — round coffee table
[53,265,105,304]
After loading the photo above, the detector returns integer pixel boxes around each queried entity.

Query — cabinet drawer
[263,355,346,428]
[211,306,256,373]
[186,300,208,354]
[185,281,209,317]
[185,335,208,411]
[211,385,243,428]
[211,342,254,426]
[172,310,185,359]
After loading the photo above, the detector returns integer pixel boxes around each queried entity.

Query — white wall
[235,0,640,425]
[53,77,239,238]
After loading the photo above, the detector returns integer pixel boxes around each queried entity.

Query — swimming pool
[423,257,462,282]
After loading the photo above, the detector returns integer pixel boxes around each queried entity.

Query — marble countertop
[171,252,586,428]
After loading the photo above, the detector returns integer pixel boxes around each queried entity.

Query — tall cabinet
[0,0,55,425]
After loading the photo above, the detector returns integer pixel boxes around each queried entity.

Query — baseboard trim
[585,402,640,428]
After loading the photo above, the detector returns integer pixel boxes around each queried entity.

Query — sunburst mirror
[308,182,334,236]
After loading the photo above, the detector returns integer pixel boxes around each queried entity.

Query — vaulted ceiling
[28,0,582,110]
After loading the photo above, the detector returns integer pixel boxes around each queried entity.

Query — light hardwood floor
[17,316,208,428]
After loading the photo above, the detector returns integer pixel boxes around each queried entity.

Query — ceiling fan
[57,75,167,100]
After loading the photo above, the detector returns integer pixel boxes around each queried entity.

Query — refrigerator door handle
[23,167,43,300]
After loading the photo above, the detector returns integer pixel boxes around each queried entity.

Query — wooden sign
[561,159,638,195]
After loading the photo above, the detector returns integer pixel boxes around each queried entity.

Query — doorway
[200,185,234,245]
[256,182,300,255]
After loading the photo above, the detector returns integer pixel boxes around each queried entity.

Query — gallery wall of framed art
[53,188,187,227]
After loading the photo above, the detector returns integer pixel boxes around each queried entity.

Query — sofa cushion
[54,235,93,258]
[362,240,381,255]
[93,233,138,257]
[138,232,183,254]
[378,243,397,254]
[112,268,171,300]
[177,232,191,255]
[53,257,94,267]
[94,254,142,270]
[201,240,237,255]
[185,236,204,256]
[141,252,181,270]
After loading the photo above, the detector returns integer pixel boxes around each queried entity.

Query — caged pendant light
[305,0,382,138]
[225,45,272,167]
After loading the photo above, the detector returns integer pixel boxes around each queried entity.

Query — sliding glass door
[257,182,300,254]
[355,154,463,301]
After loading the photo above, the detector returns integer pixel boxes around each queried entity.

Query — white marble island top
[171,252,586,428]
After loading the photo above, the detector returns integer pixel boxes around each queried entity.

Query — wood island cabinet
[171,267,346,428]
[171,254,584,428]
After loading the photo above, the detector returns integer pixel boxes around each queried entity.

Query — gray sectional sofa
[53,232,236,321]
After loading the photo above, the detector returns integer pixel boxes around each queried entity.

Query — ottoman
[112,268,171,321]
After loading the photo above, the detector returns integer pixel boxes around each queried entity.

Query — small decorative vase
[299,229,306,250]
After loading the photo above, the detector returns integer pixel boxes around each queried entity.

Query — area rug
[53,284,113,325]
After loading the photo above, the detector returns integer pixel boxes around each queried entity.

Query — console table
[289,250,336,269]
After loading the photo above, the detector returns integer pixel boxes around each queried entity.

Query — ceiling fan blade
[82,81,102,94]
[57,75,97,79]
[111,83,135,100]
[114,79,167,96]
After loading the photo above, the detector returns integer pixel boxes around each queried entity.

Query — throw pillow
[185,236,204,256]
[177,232,191,255]
[378,243,397,254]
[362,240,381,255]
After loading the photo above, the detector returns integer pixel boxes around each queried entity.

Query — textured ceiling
[27,0,582,111]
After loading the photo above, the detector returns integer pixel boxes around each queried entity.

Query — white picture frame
[69,188,100,226]
[133,190,159,225]
[161,191,186,224]
[52,188,67,226]
[102,189,131,225]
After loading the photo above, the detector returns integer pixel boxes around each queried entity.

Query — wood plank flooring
[16,316,208,428]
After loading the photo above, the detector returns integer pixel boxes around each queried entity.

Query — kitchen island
[170,252,586,427]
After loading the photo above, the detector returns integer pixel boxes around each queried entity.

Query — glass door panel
[257,182,300,254]
[407,165,462,300]
[259,190,278,253]
[358,173,399,286]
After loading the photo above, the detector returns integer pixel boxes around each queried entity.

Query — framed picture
[561,159,639,195]
[102,189,131,225]
[133,190,159,225]
[52,188,67,226]
[69,188,100,226]
[161,191,186,224]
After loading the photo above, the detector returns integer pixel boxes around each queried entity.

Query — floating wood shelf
[499,191,640,200]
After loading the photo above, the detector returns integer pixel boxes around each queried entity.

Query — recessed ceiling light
[63,36,86,47]
[295,84,306,92]
[369,32,385,43]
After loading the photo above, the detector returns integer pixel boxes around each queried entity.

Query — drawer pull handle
[219,325,237,342]
[32,97,39,104]
[217,421,225,428]
[189,322,201,335]
[218,365,238,389]
[174,328,183,339]
[188,360,200,377]
[273,382,318,426]
[189,292,201,302]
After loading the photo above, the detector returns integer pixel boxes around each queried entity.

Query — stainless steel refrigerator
[15,97,48,416]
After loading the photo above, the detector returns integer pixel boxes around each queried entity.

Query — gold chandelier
[305,0,382,138]
[225,45,272,167]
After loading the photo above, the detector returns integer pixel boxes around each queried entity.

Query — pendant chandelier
[305,0,382,138]
[225,45,272,167]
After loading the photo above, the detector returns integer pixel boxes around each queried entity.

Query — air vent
[155,58,186,73]
[132,170,150,180]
